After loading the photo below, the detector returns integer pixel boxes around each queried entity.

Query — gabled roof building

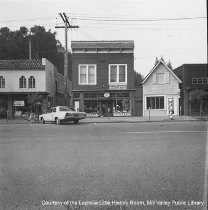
[142,60,181,116]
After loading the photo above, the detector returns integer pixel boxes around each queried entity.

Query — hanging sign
[104,93,110,98]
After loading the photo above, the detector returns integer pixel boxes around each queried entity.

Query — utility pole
[55,13,79,105]
[29,38,32,59]
[28,31,32,59]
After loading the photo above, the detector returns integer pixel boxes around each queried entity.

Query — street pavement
[0,120,207,210]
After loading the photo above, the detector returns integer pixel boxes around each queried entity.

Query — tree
[154,57,159,66]
[167,60,173,70]
[189,89,208,117]
[0,26,65,76]
[134,71,143,87]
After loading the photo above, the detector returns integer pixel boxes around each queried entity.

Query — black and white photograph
[0,0,207,209]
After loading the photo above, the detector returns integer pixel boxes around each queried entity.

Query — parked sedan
[39,106,86,125]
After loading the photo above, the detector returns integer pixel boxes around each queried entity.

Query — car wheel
[41,118,45,124]
[74,119,79,124]
[56,118,61,125]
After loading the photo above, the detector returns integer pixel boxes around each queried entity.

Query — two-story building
[71,40,135,117]
[0,58,71,119]
[143,60,181,117]
[173,64,208,115]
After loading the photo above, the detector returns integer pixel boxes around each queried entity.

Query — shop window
[98,92,105,98]
[110,93,116,98]
[114,99,131,116]
[0,76,5,88]
[28,76,35,88]
[79,64,97,85]
[84,100,98,113]
[146,96,164,109]
[109,64,127,84]
[19,76,26,88]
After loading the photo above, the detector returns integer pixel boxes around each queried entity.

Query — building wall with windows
[72,53,134,91]
[143,61,181,117]
[173,64,208,115]
[71,41,135,117]
[0,70,46,92]
[0,58,71,119]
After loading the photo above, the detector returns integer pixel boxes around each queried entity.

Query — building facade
[0,58,71,119]
[173,64,208,115]
[143,60,181,117]
[71,41,135,117]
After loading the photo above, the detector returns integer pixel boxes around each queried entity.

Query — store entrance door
[74,101,80,111]
[99,100,115,117]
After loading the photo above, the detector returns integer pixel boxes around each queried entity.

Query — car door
[49,107,56,121]
[44,108,53,121]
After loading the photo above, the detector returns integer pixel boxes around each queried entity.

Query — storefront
[72,91,133,117]
[0,93,51,119]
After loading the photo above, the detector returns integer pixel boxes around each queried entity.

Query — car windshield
[59,106,75,112]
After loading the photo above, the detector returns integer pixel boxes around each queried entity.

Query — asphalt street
[0,121,207,210]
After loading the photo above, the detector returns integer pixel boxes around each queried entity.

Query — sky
[0,0,207,77]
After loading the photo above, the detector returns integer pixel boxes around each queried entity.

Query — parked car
[39,106,86,125]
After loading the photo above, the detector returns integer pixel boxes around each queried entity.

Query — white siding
[143,63,180,116]
[0,70,46,92]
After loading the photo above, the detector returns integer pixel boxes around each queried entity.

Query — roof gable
[142,60,182,84]
[0,59,45,70]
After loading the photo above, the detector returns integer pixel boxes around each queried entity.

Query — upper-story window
[0,76,5,88]
[109,64,127,84]
[156,73,164,84]
[192,77,208,84]
[79,64,97,85]
[19,76,26,88]
[28,76,35,88]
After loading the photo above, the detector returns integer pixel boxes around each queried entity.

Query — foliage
[0,26,66,76]
[189,89,207,104]
[134,71,143,87]
[167,60,173,70]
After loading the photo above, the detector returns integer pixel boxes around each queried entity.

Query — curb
[0,118,206,125]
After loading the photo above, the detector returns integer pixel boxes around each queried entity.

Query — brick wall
[72,53,134,91]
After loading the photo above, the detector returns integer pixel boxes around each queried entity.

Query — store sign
[13,101,25,106]
[109,84,127,90]
[104,93,110,98]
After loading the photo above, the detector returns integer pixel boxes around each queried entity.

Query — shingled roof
[71,40,134,49]
[0,59,45,70]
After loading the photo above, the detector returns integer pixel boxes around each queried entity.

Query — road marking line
[122,130,207,134]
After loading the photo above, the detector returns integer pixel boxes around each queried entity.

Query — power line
[0,16,56,23]
[79,28,97,41]
[69,16,207,22]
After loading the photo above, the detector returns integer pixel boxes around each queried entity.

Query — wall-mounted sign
[109,84,127,90]
[13,101,25,106]
[104,93,110,98]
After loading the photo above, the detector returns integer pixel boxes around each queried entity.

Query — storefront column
[80,93,84,112]
[130,91,135,116]
[7,95,13,119]
[184,90,189,115]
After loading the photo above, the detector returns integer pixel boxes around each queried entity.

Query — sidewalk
[0,115,207,124]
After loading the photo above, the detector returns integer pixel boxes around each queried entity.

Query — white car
[39,106,86,125]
